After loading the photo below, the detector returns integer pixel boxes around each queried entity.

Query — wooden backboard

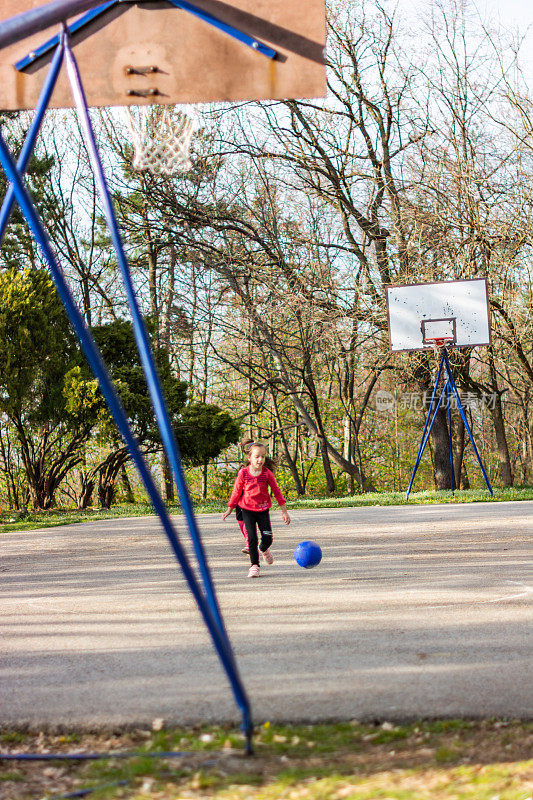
[0,0,326,109]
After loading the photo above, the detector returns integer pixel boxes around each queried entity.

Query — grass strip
[1,720,531,800]
[0,486,532,532]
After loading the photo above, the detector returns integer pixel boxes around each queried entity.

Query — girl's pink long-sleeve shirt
[227,467,286,512]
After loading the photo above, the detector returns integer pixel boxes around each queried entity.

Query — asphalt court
[1,501,532,728]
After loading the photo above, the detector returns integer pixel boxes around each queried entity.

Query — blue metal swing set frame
[0,0,279,754]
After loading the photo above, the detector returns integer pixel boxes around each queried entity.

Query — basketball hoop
[123,105,197,176]
[421,318,456,350]
[424,336,454,351]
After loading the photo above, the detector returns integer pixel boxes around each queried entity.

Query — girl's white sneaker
[247,565,260,578]
[261,548,274,564]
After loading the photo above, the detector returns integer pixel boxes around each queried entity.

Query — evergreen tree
[0,268,97,508]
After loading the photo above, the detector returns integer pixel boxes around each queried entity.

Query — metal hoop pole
[405,353,446,499]
[15,1,116,72]
[446,381,455,493]
[167,0,276,58]
[0,0,105,50]
[413,355,445,464]
[406,374,449,500]
[63,39,226,632]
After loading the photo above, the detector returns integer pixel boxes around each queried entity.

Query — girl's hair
[240,438,278,473]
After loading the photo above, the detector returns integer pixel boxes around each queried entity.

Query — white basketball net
[124,105,197,176]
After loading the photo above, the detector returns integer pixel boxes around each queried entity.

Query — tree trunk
[78,450,132,509]
[452,414,466,489]
[15,420,89,509]
[23,461,59,510]
[319,435,336,494]
[201,461,208,500]
[98,479,115,509]
[0,424,14,508]
[96,449,131,508]
[77,478,95,509]
[488,349,513,486]
[430,408,452,489]
[521,436,530,484]
[489,397,513,486]
[272,392,305,495]
[120,465,135,503]
[343,416,355,494]
[302,361,336,493]
[161,452,174,501]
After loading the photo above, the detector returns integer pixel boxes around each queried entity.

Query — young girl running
[235,439,279,555]
[223,442,290,577]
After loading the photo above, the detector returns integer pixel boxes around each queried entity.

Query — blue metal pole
[0,0,105,50]
[15,1,116,72]
[406,380,449,500]
[446,382,455,493]
[411,355,445,468]
[0,127,253,748]
[0,42,64,245]
[63,40,229,640]
[167,0,277,58]
[406,353,445,499]
[442,350,493,496]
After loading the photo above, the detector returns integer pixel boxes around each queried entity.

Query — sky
[480,0,532,22]
[479,0,533,76]
[468,0,533,42]
[390,0,533,84]
[395,0,533,24]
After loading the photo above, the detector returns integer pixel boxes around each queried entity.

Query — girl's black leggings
[240,508,273,566]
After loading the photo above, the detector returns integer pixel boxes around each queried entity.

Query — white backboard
[386,278,491,352]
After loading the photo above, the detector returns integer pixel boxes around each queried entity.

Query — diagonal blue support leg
[406,380,449,499]
[0,122,253,754]
[410,356,445,472]
[406,353,446,500]
[63,39,226,629]
[442,350,493,496]
[0,1,111,51]
[15,1,116,71]
[0,42,65,244]
[166,0,277,58]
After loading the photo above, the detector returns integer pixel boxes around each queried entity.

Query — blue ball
[294,540,322,569]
